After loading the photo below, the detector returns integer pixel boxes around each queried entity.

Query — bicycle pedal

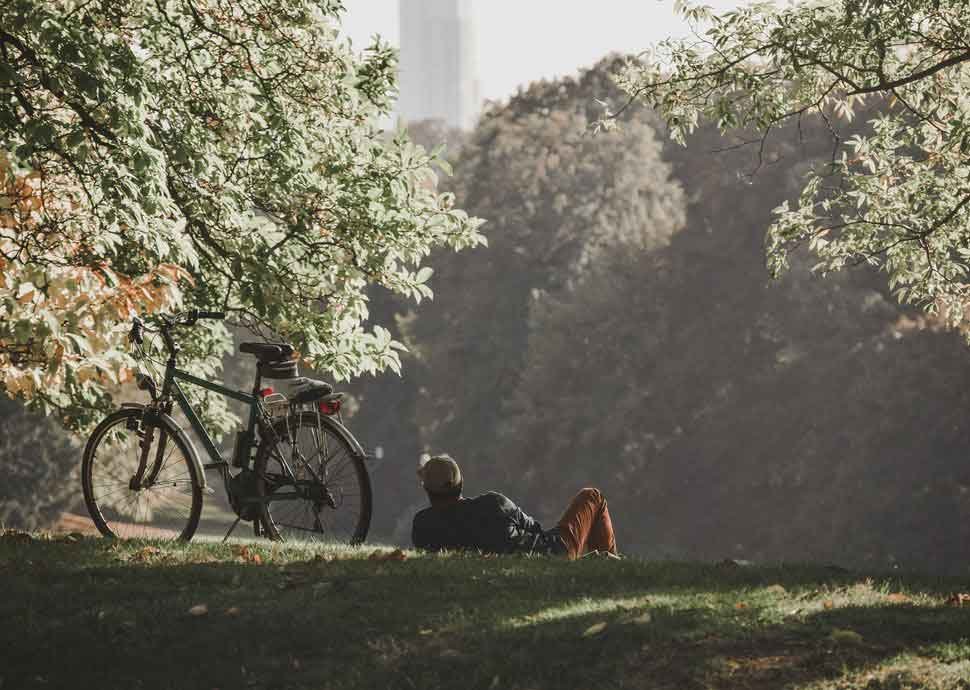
[204,487,216,495]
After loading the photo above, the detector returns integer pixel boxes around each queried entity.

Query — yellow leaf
[582,622,608,638]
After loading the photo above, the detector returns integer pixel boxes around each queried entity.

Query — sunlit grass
[505,595,654,628]
[1,532,969,689]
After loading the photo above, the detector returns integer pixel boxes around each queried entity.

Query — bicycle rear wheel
[81,408,202,541]
[254,411,371,545]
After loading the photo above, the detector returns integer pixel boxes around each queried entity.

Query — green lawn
[2,531,970,690]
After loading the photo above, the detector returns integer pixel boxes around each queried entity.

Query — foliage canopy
[0,0,482,430]
[611,0,970,328]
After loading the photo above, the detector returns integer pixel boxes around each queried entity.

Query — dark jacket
[411,492,565,555]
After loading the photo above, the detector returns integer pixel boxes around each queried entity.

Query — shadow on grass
[1,539,969,689]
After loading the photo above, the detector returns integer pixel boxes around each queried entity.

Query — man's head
[418,454,463,501]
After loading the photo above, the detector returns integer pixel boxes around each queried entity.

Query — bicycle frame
[159,363,259,474]
[156,361,312,495]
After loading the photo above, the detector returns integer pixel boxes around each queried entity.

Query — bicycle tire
[254,410,372,545]
[82,408,203,541]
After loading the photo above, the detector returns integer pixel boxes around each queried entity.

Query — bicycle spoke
[257,412,370,544]
[84,414,201,541]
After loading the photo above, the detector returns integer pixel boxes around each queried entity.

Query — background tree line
[345,58,970,574]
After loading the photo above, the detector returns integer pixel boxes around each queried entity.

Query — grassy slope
[2,533,970,690]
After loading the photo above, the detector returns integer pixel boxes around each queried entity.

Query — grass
[2,531,970,690]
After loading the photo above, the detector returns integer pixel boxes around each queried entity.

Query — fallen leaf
[582,622,608,638]
[225,607,241,617]
[823,600,834,610]
[234,546,262,565]
[418,628,435,636]
[368,548,408,563]
[734,602,749,610]
[886,593,910,604]
[829,628,864,646]
[189,604,209,617]
[947,592,970,607]
[766,584,787,595]
[130,546,161,562]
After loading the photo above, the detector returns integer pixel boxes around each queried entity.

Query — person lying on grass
[411,454,618,559]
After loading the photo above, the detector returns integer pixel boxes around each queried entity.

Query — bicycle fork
[127,417,171,491]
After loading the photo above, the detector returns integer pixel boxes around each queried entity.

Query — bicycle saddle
[240,342,294,363]
[287,378,335,404]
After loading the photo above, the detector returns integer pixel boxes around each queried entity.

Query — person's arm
[492,493,543,534]
[516,505,543,534]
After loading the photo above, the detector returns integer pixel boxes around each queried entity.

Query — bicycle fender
[318,415,367,458]
[120,403,208,490]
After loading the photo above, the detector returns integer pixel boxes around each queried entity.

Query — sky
[340,1,747,105]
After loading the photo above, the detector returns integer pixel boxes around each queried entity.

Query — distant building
[398,0,480,130]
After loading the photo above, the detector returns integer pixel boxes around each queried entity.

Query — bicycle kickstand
[222,516,243,543]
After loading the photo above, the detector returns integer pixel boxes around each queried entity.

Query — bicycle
[80,310,373,544]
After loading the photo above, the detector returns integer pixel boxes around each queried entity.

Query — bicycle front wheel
[82,408,203,541]
[254,411,372,545]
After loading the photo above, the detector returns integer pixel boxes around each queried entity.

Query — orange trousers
[555,488,617,560]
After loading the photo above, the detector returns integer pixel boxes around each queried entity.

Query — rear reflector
[319,398,341,415]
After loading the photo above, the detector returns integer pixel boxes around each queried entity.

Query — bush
[0,398,81,530]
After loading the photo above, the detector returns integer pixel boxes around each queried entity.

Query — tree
[405,59,685,497]
[498,103,970,571]
[0,0,483,431]
[0,396,81,530]
[610,0,970,330]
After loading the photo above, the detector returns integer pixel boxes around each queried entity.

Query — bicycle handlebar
[128,310,225,349]
[171,309,226,325]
